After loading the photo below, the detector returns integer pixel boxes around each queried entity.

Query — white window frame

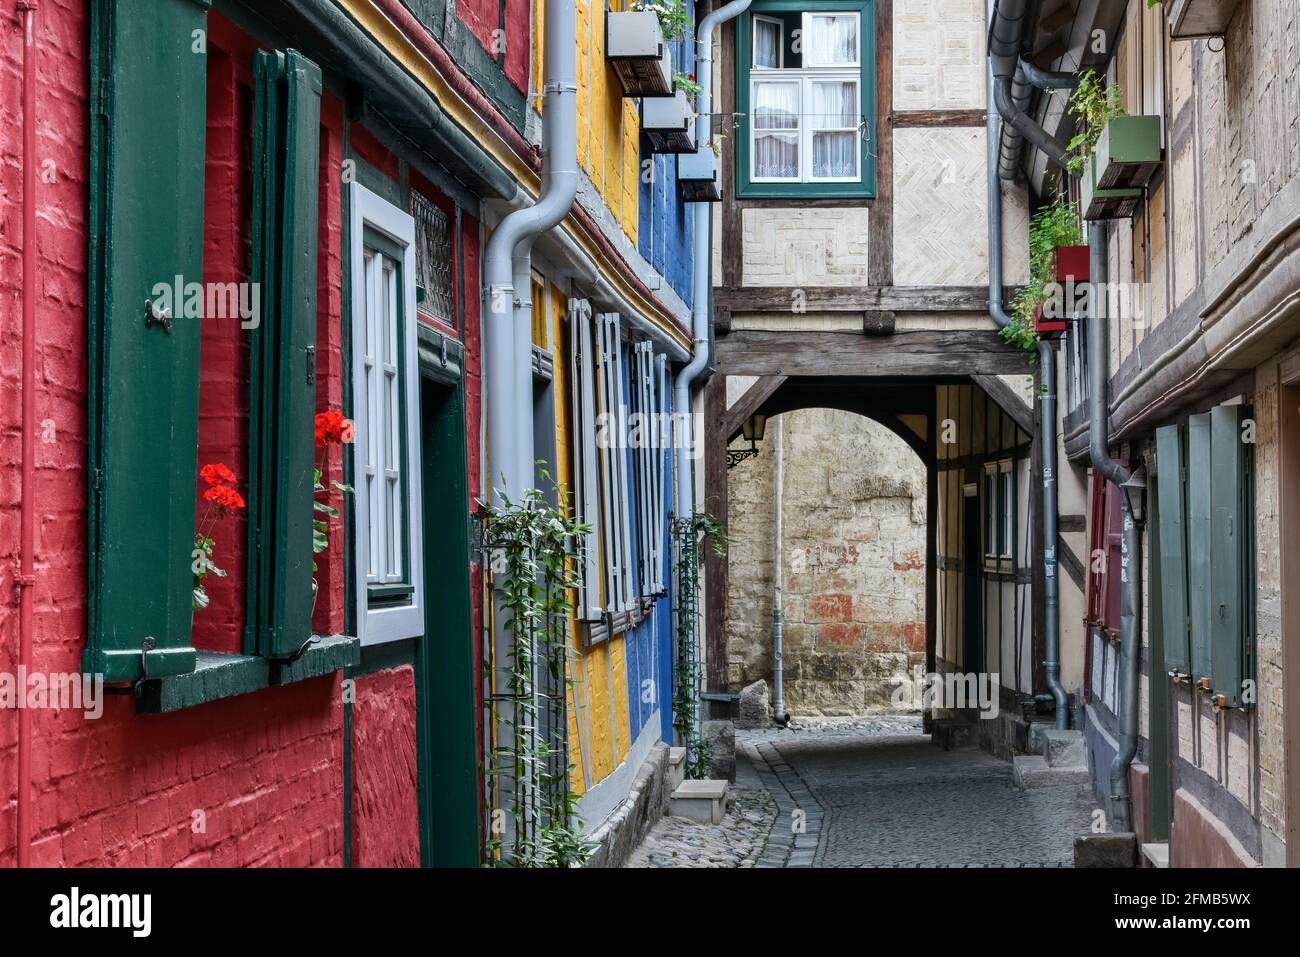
[749,10,862,185]
[349,182,425,646]
[751,14,785,69]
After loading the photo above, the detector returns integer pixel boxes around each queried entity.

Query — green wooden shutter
[1209,405,1252,707]
[1186,413,1213,683]
[245,50,323,658]
[1154,425,1190,675]
[85,0,211,682]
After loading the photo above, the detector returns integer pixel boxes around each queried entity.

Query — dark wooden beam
[715,330,1035,377]
[973,374,1035,435]
[720,375,789,443]
[870,0,893,285]
[891,109,987,128]
[717,285,1010,313]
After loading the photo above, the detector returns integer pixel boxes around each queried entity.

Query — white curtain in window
[753,17,781,68]
[805,14,858,66]
[810,80,858,179]
[752,80,799,179]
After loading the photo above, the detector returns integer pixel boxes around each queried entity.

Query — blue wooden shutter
[1187,413,1213,682]
[1209,405,1252,707]
[246,50,323,658]
[1154,425,1190,675]
[85,0,211,682]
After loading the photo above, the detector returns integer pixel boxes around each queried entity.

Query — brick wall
[0,1,426,869]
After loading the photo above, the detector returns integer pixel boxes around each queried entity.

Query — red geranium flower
[315,411,355,448]
[200,463,237,487]
[203,484,246,511]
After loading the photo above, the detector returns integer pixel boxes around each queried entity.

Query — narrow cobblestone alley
[628,718,1096,868]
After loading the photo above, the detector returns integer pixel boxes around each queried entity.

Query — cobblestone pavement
[624,784,775,868]
[628,715,1095,868]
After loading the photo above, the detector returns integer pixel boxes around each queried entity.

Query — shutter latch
[144,300,172,334]
[306,345,316,385]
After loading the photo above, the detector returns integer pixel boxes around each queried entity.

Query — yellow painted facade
[536,0,641,244]
[541,283,633,796]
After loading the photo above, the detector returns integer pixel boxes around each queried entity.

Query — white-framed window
[749,10,861,184]
[349,182,425,646]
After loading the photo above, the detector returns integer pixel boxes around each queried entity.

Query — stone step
[667,747,687,792]
[931,717,976,751]
[1012,754,1090,789]
[669,779,729,824]
[1028,726,1087,767]
[1140,842,1170,869]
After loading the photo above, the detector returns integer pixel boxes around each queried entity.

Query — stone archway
[725,407,928,716]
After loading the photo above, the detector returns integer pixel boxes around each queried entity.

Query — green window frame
[735,0,877,199]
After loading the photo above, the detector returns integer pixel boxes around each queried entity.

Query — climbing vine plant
[481,487,595,868]
[672,513,728,780]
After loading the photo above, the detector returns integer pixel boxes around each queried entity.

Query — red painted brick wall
[0,4,424,869]
[350,667,419,867]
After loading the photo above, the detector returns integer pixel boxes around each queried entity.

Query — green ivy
[1002,194,1084,356]
[672,513,727,780]
[1065,69,1125,176]
[482,486,596,868]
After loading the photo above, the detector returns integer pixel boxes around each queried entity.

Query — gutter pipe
[16,0,37,870]
[989,0,1071,178]
[483,0,578,502]
[1087,222,1144,833]
[673,0,751,522]
[771,417,787,726]
[987,0,1068,728]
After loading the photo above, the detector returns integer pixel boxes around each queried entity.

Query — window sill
[135,634,361,714]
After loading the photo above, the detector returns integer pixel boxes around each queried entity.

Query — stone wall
[726,408,927,715]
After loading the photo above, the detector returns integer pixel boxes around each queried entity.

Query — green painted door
[416,364,480,866]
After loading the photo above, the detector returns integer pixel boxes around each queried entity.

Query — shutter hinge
[306,345,316,385]
[95,76,113,118]
[93,468,104,492]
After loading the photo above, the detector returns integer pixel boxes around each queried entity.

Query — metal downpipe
[483,0,577,504]
[771,416,787,725]
[987,44,1067,728]
[1086,221,1144,832]
[673,0,752,522]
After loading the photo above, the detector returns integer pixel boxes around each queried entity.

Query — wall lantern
[729,414,767,469]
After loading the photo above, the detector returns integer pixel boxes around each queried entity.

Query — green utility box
[1096,115,1163,190]
[1081,155,1143,222]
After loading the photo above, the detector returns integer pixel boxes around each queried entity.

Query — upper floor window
[737,1,876,198]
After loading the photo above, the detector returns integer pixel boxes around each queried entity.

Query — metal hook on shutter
[105,635,157,697]
[267,634,320,667]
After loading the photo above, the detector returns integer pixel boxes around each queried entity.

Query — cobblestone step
[1012,754,1089,789]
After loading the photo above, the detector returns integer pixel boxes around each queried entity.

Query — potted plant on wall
[606,2,677,96]
[1066,70,1159,220]
[1002,194,1085,352]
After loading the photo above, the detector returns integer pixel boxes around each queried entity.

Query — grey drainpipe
[1086,222,1145,833]
[989,0,1071,176]
[481,0,577,851]
[673,0,752,523]
[988,0,1068,728]
[771,416,787,725]
[484,0,578,501]
[673,0,751,744]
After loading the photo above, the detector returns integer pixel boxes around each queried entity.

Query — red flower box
[1034,304,1066,336]
[1055,245,1090,283]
